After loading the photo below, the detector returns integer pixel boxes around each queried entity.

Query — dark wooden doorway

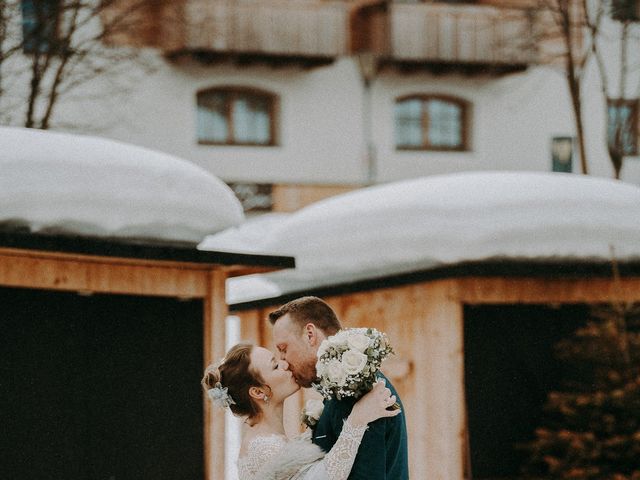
[463,304,588,479]
[1,286,204,480]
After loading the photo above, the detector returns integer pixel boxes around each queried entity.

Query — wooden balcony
[164,0,351,67]
[104,1,541,72]
[377,2,539,74]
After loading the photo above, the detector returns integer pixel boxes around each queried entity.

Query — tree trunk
[567,74,589,174]
[25,55,43,128]
[41,3,79,130]
[561,0,589,175]
[0,0,6,101]
[610,151,622,179]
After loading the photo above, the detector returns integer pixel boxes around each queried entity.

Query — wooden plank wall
[271,184,358,213]
[204,270,228,480]
[233,275,640,479]
[0,249,210,298]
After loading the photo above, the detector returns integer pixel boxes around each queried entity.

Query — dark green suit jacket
[311,374,409,479]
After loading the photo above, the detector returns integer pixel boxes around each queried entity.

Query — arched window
[197,87,277,146]
[607,98,638,156]
[395,95,469,151]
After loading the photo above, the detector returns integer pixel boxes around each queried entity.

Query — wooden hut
[0,127,294,480]
[0,231,293,480]
[209,172,640,479]
[230,260,640,479]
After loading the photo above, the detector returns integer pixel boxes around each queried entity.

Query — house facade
[7,0,640,213]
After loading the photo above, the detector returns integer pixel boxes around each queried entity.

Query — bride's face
[250,346,300,402]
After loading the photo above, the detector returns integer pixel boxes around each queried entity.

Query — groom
[269,296,409,479]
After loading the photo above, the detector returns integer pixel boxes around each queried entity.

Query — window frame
[551,136,574,173]
[394,94,470,152]
[21,0,61,55]
[607,97,639,157]
[610,0,640,22]
[196,86,278,147]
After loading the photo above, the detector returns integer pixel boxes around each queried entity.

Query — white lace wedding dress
[237,420,368,480]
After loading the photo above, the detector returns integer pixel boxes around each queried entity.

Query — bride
[202,342,400,480]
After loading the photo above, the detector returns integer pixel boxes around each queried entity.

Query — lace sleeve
[322,419,368,480]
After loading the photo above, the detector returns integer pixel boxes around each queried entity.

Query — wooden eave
[0,229,293,268]
[0,229,294,297]
[230,259,640,311]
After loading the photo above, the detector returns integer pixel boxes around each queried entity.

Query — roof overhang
[230,258,640,311]
[0,229,294,274]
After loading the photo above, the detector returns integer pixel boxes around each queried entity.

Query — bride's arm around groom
[312,371,408,480]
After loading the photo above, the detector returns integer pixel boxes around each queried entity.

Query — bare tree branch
[619,20,629,99]
[586,0,608,96]
[0,0,161,129]
[532,0,592,174]
[40,1,82,129]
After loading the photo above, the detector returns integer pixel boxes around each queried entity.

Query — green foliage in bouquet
[521,303,640,480]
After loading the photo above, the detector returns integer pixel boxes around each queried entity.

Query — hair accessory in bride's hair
[208,382,236,409]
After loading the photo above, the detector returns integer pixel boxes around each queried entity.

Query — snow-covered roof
[0,127,244,243]
[198,171,640,304]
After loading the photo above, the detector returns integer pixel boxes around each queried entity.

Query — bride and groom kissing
[202,296,410,480]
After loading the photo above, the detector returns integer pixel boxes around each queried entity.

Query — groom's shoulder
[323,396,355,417]
[316,397,358,430]
[377,374,407,433]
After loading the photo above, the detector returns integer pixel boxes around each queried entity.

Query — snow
[198,212,290,253]
[198,171,640,304]
[0,127,244,242]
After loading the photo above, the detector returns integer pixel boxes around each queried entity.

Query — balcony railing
[167,0,350,62]
[105,0,541,71]
[385,3,538,68]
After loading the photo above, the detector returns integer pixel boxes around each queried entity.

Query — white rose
[341,349,368,375]
[316,360,326,377]
[305,399,325,420]
[325,359,347,385]
[347,332,371,352]
[328,330,348,348]
[317,339,330,359]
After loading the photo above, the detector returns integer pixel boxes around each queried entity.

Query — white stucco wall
[55,58,367,185]
[372,67,577,181]
[7,13,640,187]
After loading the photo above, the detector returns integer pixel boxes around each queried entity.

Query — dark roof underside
[230,259,640,311]
[0,229,295,269]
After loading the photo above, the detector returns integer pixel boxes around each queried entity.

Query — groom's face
[272,314,318,388]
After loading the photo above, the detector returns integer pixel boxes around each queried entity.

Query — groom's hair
[268,296,341,335]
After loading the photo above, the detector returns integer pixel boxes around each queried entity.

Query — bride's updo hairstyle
[201,342,266,419]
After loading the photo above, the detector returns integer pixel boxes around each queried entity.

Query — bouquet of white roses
[314,327,395,403]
